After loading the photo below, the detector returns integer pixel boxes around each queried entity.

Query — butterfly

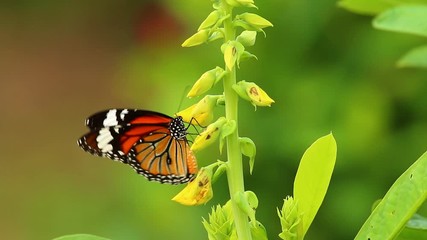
[77,109,198,184]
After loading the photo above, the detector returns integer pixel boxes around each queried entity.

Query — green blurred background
[1,0,426,239]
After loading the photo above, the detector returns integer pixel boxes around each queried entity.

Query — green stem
[222,4,252,240]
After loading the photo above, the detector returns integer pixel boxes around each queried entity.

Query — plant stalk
[222,4,252,240]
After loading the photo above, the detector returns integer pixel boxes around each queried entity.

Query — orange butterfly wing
[78,109,198,184]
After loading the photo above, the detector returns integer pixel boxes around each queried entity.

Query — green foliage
[397,45,427,68]
[293,133,337,239]
[340,3,427,237]
[338,0,394,15]
[373,5,427,37]
[338,0,427,15]
[406,213,427,230]
[277,134,337,240]
[373,5,427,68]
[355,150,427,240]
[42,0,427,239]
[340,1,427,69]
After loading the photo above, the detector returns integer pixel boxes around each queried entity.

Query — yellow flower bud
[232,81,275,108]
[182,29,210,47]
[187,67,225,98]
[172,167,213,206]
[198,10,220,31]
[191,117,227,152]
[176,95,220,126]
[237,13,273,30]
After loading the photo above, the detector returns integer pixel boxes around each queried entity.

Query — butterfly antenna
[176,85,191,113]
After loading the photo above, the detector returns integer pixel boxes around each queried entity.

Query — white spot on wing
[103,109,118,127]
[101,144,113,153]
[96,128,114,152]
[120,109,129,120]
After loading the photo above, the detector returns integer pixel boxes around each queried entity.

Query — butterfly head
[169,116,187,140]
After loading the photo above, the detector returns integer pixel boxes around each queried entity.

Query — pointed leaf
[294,133,337,238]
[355,150,427,240]
[397,44,427,68]
[406,213,427,230]
[338,0,394,15]
[373,5,427,37]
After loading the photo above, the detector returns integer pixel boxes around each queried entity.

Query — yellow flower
[223,41,245,70]
[191,117,227,152]
[176,95,220,126]
[172,167,213,206]
[187,67,225,98]
[198,10,220,31]
[182,29,210,47]
[232,81,275,108]
[236,13,273,31]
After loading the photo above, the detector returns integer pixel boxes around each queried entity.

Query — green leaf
[293,133,337,238]
[338,0,395,15]
[397,44,427,68]
[355,150,427,240]
[373,5,427,37]
[406,214,427,230]
[53,234,111,240]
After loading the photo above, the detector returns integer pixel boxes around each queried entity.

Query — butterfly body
[78,109,198,184]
